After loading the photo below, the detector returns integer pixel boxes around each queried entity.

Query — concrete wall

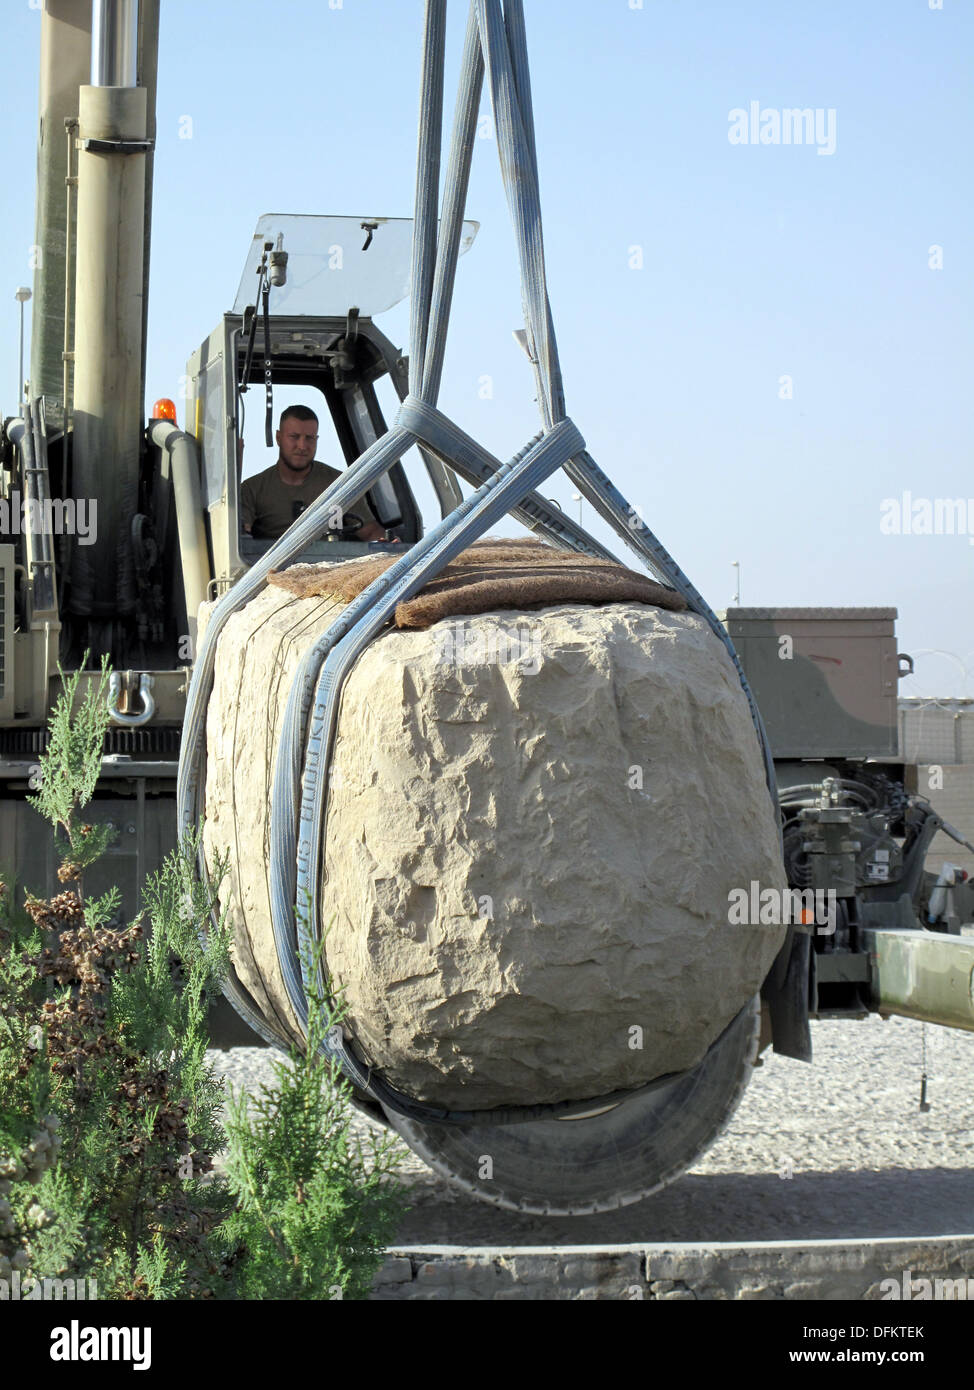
[900,701,974,767]
[370,1237,974,1301]
[909,765,974,878]
[899,700,974,878]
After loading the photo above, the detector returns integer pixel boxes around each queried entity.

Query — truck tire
[382,995,761,1214]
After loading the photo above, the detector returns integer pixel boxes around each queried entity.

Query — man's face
[277,418,318,470]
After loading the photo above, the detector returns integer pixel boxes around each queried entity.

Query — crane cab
[181,214,479,596]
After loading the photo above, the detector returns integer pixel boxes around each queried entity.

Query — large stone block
[203,579,785,1110]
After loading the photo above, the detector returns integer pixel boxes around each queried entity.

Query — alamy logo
[0,1271,97,1301]
[880,493,974,541]
[0,490,97,545]
[434,623,543,675]
[49,1319,151,1370]
[727,881,836,933]
[728,102,837,156]
[881,1269,974,1300]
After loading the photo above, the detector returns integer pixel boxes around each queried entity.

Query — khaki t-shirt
[240,460,376,540]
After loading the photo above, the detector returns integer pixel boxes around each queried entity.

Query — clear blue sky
[2,0,972,694]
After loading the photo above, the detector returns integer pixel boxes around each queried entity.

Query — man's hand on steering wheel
[326,511,366,540]
[326,513,401,543]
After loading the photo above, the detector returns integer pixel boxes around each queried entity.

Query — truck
[2,0,972,1215]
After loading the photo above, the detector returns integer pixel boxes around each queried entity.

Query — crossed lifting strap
[177,0,779,1122]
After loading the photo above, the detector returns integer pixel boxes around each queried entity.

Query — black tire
[382,996,760,1215]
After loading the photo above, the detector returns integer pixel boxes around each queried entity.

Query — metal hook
[107,671,155,727]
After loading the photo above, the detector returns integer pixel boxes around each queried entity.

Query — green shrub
[220,931,406,1299]
[0,660,407,1299]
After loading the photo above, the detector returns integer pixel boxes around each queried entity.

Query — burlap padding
[267,537,686,629]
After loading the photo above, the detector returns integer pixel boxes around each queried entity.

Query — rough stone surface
[371,1256,413,1286]
[204,578,785,1109]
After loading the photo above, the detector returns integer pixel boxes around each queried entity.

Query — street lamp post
[731,560,741,607]
[572,491,583,525]
[15,286,32,404]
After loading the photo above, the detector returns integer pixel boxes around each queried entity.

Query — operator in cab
[240,404,389,542]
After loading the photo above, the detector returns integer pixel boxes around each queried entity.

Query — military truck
[2,0,972,1213]
[726,607,974,1046]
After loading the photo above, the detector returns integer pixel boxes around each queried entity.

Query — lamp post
[15,286,32,404]
[731,560,741,607]
[572,491,583,525]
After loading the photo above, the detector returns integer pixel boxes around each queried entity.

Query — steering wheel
[324,511,365,541]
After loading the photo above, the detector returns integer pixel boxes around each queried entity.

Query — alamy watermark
[728,881,837,933]
[49,1319,151,1370]
[0,491,97,545]
[433,622,543,675]
[0,1270,98,1300]
[880,1268,974,1301]
[728,102,836,156]
[880,493,974,542]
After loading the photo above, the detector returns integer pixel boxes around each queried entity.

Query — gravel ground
[208,1014,974,1246]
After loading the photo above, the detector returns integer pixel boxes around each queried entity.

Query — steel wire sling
[177,0,779,1117]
